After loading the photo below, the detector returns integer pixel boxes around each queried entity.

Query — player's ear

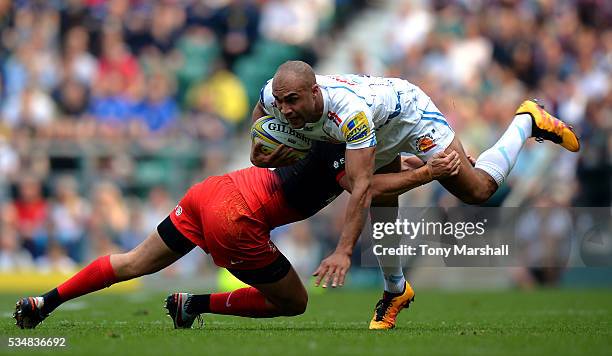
[312,84,319,96]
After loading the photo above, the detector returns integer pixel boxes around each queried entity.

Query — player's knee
[461,192,488,205]
[461,183,495,205]
[278,293,308,316]
[296,293,309,315]
[286,295,308,316]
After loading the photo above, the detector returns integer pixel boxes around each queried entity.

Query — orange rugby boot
[369,281,415,330]
[515,99,580,152]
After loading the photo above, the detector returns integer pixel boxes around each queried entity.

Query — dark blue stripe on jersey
[388,91,402,120]
[259,79,272,107]
[421,116,449,126]
[259,86,265,106]
[274,142,346,218]
[420,110,446,118]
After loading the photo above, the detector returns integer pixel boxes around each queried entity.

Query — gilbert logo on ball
[251,115,312,160]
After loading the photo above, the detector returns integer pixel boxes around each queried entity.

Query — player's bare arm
[251,101,267,123]
[337,150,461,198]
[313,146,375,288]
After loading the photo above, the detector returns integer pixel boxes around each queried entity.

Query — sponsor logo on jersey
[327,111,342,127]
[175,205,183,216]
[342,111,370,144]
[416,134,437,153]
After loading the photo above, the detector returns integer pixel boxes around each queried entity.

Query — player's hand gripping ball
[251,115,312,160]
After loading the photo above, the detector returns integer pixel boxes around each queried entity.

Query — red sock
[57,255,118,302]
[209,287,273,317]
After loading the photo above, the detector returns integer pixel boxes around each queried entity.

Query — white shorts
[374,83,455,170]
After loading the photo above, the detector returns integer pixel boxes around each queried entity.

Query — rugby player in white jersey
[250,61,580,330]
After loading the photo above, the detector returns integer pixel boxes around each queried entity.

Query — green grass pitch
[1,289,611,355]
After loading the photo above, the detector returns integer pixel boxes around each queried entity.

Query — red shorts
[169,175,280,270]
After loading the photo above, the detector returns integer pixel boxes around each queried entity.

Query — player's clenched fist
[312,251,351,288]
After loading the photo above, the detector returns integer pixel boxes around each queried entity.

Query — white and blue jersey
[259,74,455,168]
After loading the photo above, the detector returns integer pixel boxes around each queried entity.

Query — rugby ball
[251,115,312,160]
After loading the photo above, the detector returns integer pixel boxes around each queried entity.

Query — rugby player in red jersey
[13,140,465,329]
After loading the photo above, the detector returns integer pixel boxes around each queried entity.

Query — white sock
[475,114,532,186]
[371,207,406,294]
[382,269,406,294]
[375,236,406,293]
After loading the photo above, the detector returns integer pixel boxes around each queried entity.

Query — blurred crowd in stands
[0,0,368,273]
[368,0,610,287]
[0,0,609,285]
[345,0,611,207]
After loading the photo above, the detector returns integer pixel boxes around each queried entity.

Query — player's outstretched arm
[372,150,461,197]
[337,146,375,252]
[338,150,463,198]
[313,146,375,288]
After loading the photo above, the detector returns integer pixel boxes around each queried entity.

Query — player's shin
[474,113,532,186]
[375,235,406,294]
[189,287,279,317]
[371,203,406,294]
